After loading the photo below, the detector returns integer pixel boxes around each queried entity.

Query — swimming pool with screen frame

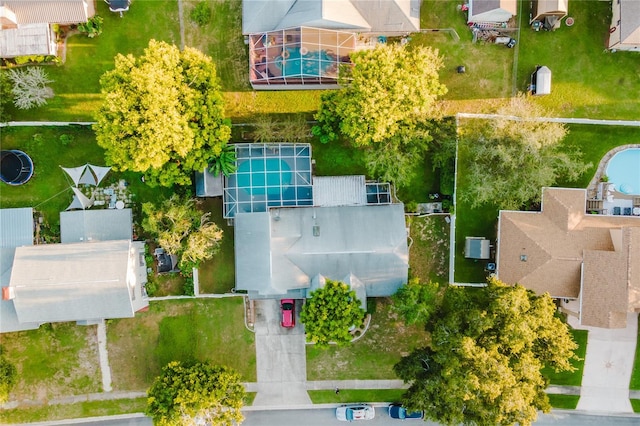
[223,143,313,218]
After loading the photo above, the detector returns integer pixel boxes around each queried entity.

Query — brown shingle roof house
[497,187,640,328]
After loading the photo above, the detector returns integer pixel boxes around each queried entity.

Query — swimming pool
[606,148,640,195]
[223,143,314,218]
[275,48,336,77]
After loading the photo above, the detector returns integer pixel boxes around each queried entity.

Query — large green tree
[314,43,447,187]
[146,361,245,426]
[394,278,579,426]
[94,39,231,187]
[300,279,366,347]
[459,95,589,210]
[392,278,441,326]
[142,195,223,268]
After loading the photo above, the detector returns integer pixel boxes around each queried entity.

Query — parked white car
[336,404,375,422]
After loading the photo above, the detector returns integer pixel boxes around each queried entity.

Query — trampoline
[224,143,313,218]
[1,150,34,185]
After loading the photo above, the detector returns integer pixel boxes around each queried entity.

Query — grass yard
[183,0,249,91]
[518,1,640,120]
[0,126,105,228]
[7,0,180,122]
[308,389,405,404]
[306,298,429,380]
[547,394,580,410]
[0,398,146,424]
[415,1,515,101]
[408,215,450,284]
[632,399,640,413]
[0,323,101,402]
[0,126,173,237]
[629,315,640,390]
[107,298,255,391]
[542,329,588,387]
[197,198,236,294]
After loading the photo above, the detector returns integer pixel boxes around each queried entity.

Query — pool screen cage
[249,26,356,88]
[223,143,314,218]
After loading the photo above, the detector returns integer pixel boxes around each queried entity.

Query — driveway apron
[252,299,312,406]
[572,313,638,413]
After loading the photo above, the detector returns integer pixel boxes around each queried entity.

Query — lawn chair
[624,207,632,215]
[613,206,621,215]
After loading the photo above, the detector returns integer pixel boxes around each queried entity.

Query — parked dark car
[388,403,424,420]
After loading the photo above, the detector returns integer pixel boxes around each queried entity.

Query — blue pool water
[606,148,640,195]
[274,48,335,77]
[236,158,292,195]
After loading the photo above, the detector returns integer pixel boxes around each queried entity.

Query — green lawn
[415,0,515,101]
[183,0,249,91]
[518,1,640,120]
[542,329,588,387]
[107,298,255,391]
[408,215,450,284]
[0,126,173,237]
[7,0,180,122]
[0,323,102,402]
[629,315,640,390]
[631,399,640,413]
[0,398,146,424]
[308,389,405,404]
[306,298,429,380]
[197,198,236,294]
[0,126,105,227]
[547,394,580,410]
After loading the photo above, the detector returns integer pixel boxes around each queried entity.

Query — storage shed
[467,0,517,24]
[531,65,551,96]
[531,0,568,29]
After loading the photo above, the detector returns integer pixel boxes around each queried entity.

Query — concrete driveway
[252,299,312,406]
[571,313,638,413]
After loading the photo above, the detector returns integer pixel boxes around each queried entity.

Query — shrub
[190,1,212,26]
[77,15,103,38]
[7,67,54,109]
[59,134,74,146]
[0,355,17,403]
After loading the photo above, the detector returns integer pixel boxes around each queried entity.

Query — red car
[280,299,295,328]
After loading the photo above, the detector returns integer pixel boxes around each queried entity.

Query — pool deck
[586,144,640,216]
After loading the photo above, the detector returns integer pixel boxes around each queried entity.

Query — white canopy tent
[61,164,111,187]
[66,187,94,211]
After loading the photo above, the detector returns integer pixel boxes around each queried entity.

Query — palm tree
[208,144,237,177]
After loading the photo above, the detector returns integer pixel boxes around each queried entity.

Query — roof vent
[2,286,15,300]
[520,254,527,262]
[313,225,320,237]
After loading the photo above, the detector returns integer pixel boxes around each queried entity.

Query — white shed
[531,66,551,96]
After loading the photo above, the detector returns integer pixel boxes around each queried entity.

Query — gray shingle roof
[0,208,38,333]
[1,0,94,25]
[242,0,419,34]
[9,240,145,324]
[235,204,409,298]
[60,209,133,243]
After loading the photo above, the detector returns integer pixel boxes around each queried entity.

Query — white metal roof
[9,240,142,324]
[312,175,367,207]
